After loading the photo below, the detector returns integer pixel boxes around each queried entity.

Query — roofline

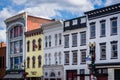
[41,20,63,27]
[85,3,120,14]
[64,16,86,22]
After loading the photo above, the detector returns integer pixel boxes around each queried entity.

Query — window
[10,42,14,54]
[72,51,77,65]
[100,21,106,37]
[80,69,85,74]
[111,41,118,59]
[14,41,19,53]
[32,40,36,51]
[64,35,69,48]
[111,18,117,35]
[81,17,86,23]
[38,38,42,50]
[27,57,30,68]
[10,29,14,38]
[90,23,95,38]
[59,52,61,64]
[20,40,23,52]
[100,43,106,60]
[55,52,57,65]
[80,32,86,45]
[59,33,62,45]
[72,19,77,25]
[49,53,51,65]
[49,36,51,47]
[45,54,47,65]
[64,52,69,65]
[55,34,57,46]
[32,56,35,68]
[45,36,48,48]
[81,50,86,63]
[14,57,19,69]
[38,55,42,68]
[72,33,77,47]
[10,57,13,69]
[65,21,70,27]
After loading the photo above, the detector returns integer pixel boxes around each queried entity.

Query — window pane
[90,24,95,38]
[81,32,86,45]
[64,35,69,48]
[72,33,77,47]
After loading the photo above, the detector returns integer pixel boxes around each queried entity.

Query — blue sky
[0,0,120,42]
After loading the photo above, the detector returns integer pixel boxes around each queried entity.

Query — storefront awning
[4,74,23,79]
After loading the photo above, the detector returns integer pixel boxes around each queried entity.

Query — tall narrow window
[45,54,47,65]
[59,52,61,64]
[64,52,69,65]
[64,35,69,48]
[32,56,35,68]
[55,52,57,65]
[100,43,106,60]
[27,57,30,68]
[49,36,51,47]
[20,40,23,52]
[100,21,106,37]
[80,32,86,45]
[10,57,13,69]
[38,38,42,50]
[45,36,48,48]
[55,34,57,46]
[72,51,77,65]
[81,50,86,63]
[59,33,62,45]
[111,41,118,59]
[90,23,95,38]
[111,17,117,35]
[38,55,42,68]
[27,41,30,52]
[49,53,51,65]
[72,33,77,47]
[32,40,36,51]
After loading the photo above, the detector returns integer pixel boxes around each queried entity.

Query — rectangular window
[100,22,106,37]
[90,23,95,39]
[111,19,117,35]
[81,50,86,63]
[111,41,118,59]
[100,43,106,60]
[80,17,86,23]
[55,34,57,46]
[72,51,77,65]
[49,36,51,47]
[64,35,69,48]
[59,33,62,45]
[64,52,69,65]
[72,33,77,47]
[65,21,70,27]
[80,32,86,46]
[72,19,77,25]
[45,36,48,48]
[10,57,13,69]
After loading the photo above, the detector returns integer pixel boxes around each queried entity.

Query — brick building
[0,42,6,79]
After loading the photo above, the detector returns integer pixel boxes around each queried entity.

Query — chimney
[0,42,6,48]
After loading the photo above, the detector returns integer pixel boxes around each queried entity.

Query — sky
[0,0,120,42]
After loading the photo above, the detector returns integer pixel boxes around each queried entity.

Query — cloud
[0,30,6,42]
[105,0,120,6]
[12,0,27,5]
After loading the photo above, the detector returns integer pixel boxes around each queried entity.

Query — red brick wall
[0,44,6,79]
[27,16,53,31]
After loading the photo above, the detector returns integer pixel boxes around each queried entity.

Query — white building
[42,21,64,80]
[63,16,89,80]
[85,3,120,80]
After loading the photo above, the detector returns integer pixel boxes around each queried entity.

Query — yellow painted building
[25,28,43,80]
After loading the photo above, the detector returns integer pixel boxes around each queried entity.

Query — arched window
[32,39,36,51]
[50,72,55,77]
[32,56,35,68]
[27,57,30,68]
[38,55,42,67]
[38,38,42,50]
[27,41,30,52]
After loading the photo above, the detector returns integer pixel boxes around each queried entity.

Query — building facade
[0,42,6,79]
[4,12,52,79]
[63,16,89,80]
[42,21,64,80]
[85,3,120,80]
[25,28,43,80]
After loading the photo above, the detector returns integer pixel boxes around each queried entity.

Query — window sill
[111,33,117,36]
[100,58,106,60]
[80,44,86,46]
[72,63,77,65]
[100,35,106,37]
[111,57,118,59]
[80,62,86,64]
[64,47,69,48]
[72,46,77,47]
[90,37,96,39]
[64,64,69,65]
